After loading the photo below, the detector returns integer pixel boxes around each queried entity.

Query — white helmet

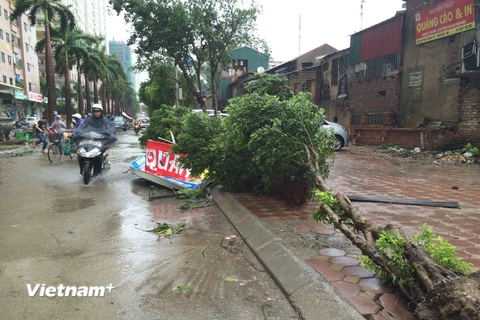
[92,104,103,111]
[73,113,82,119]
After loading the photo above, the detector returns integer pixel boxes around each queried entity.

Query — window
[331,58,339,85]
[0,29,3,39]
[27,63,31,71]
[7,55,11,65]
[25,43,29,52]
[9,77,13,85]
[11,15,18,27]
[302,80,312,93]
[29,82,34,91]
[24,22,28,32]
[6,32,9,43]
[4,9,7,20]
[2,76,6,83]
[1,52,4,63]
[323,62,329,71]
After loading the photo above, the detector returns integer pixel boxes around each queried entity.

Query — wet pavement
[0,132,298,320]
[225,145,480,320]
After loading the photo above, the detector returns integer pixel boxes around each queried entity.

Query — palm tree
[10,0,75,122]
[72,35,102,117]
[37,27,97,127]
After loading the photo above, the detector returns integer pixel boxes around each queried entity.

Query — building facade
[0,0,41,119]
[108,40,134,85]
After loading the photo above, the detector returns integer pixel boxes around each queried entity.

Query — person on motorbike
[72,113,84,133]
[72,104,117,175]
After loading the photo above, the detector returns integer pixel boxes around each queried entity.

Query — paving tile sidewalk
[226,145,480,320]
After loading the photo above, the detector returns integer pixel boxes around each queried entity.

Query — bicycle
[47,133,77,163]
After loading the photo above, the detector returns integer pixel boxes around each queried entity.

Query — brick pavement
[232,145,480,320]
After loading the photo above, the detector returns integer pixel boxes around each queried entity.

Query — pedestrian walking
[33,116,49,153]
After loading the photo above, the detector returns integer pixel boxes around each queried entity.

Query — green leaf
[224,276,237,282]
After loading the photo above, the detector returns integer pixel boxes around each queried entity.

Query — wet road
[0,131,298,320]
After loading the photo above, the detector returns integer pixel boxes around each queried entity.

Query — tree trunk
[44,11,56,122]
[84,72,91,115]
[102,86,107,112]
[93,76,99,103]
[77,68,84,116]
[64,63,72,128]
[303,151,479,317]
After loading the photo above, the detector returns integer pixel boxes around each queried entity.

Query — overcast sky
[107,0,405,63]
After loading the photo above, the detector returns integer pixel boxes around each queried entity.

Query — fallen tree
[305,147,479,319]
[172,73,480,319]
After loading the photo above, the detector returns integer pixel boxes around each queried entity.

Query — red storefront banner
[415,0,475,45]
[28,91,43,102]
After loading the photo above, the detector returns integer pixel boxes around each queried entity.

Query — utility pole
[360,0,365,30]
[175,66,179,108]
[299,14,301,56]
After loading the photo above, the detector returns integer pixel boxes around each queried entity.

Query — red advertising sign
[415,0,475,45]
[144,140,199,183]
[28,91,43,102]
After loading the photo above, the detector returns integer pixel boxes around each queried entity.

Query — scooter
[133,123,140,135]
[76,132,111,185]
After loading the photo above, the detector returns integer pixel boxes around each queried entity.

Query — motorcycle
[133,123,140,135]
[76,132,112,185]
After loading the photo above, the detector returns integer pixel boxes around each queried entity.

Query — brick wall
[458,77,480,145]
[350,126,474,151]
[349,75,401,116]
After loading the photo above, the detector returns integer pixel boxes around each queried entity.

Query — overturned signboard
[130,140,203,190]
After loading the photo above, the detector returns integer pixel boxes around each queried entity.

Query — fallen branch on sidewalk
[304,146,480,320]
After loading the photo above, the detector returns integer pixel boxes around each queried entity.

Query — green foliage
[381,142,399,150]
[173,73,334,195]
[139,105,192,146]
[466,142,479,156]
[312,191,350,224]
[245,73,293,101]
[360,224,471,287]
[110,0,265,107]
[361,230,416,287]
[413,224,472,274]
[138,61,195,111]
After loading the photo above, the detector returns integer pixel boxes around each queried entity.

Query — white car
[193,109,215,116]
[322,120,349,151]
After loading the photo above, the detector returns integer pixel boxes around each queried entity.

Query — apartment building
[0,0,41,119]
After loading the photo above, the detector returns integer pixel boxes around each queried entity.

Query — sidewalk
[212,145,480,320]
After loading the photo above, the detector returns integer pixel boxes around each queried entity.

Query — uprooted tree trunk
[304,149,480,320]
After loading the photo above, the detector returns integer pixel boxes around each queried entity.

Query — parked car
[26,116,40,128]
[193,109,215,116]
[110,116,129,131]
[322,120,349,151]
[140,118,150,129]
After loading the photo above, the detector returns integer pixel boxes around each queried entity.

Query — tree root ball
[415,271,480,320]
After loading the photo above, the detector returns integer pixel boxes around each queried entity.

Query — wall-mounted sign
[415,0,475,45]
[14,90,26,100]
[28,91,43,102]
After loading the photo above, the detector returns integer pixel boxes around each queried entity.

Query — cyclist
[51,115,67,147]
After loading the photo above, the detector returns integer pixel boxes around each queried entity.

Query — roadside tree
[109,0,267,114]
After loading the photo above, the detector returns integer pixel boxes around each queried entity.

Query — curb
[211,186,363,320]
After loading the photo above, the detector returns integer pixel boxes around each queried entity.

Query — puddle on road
[52,197,96,213]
